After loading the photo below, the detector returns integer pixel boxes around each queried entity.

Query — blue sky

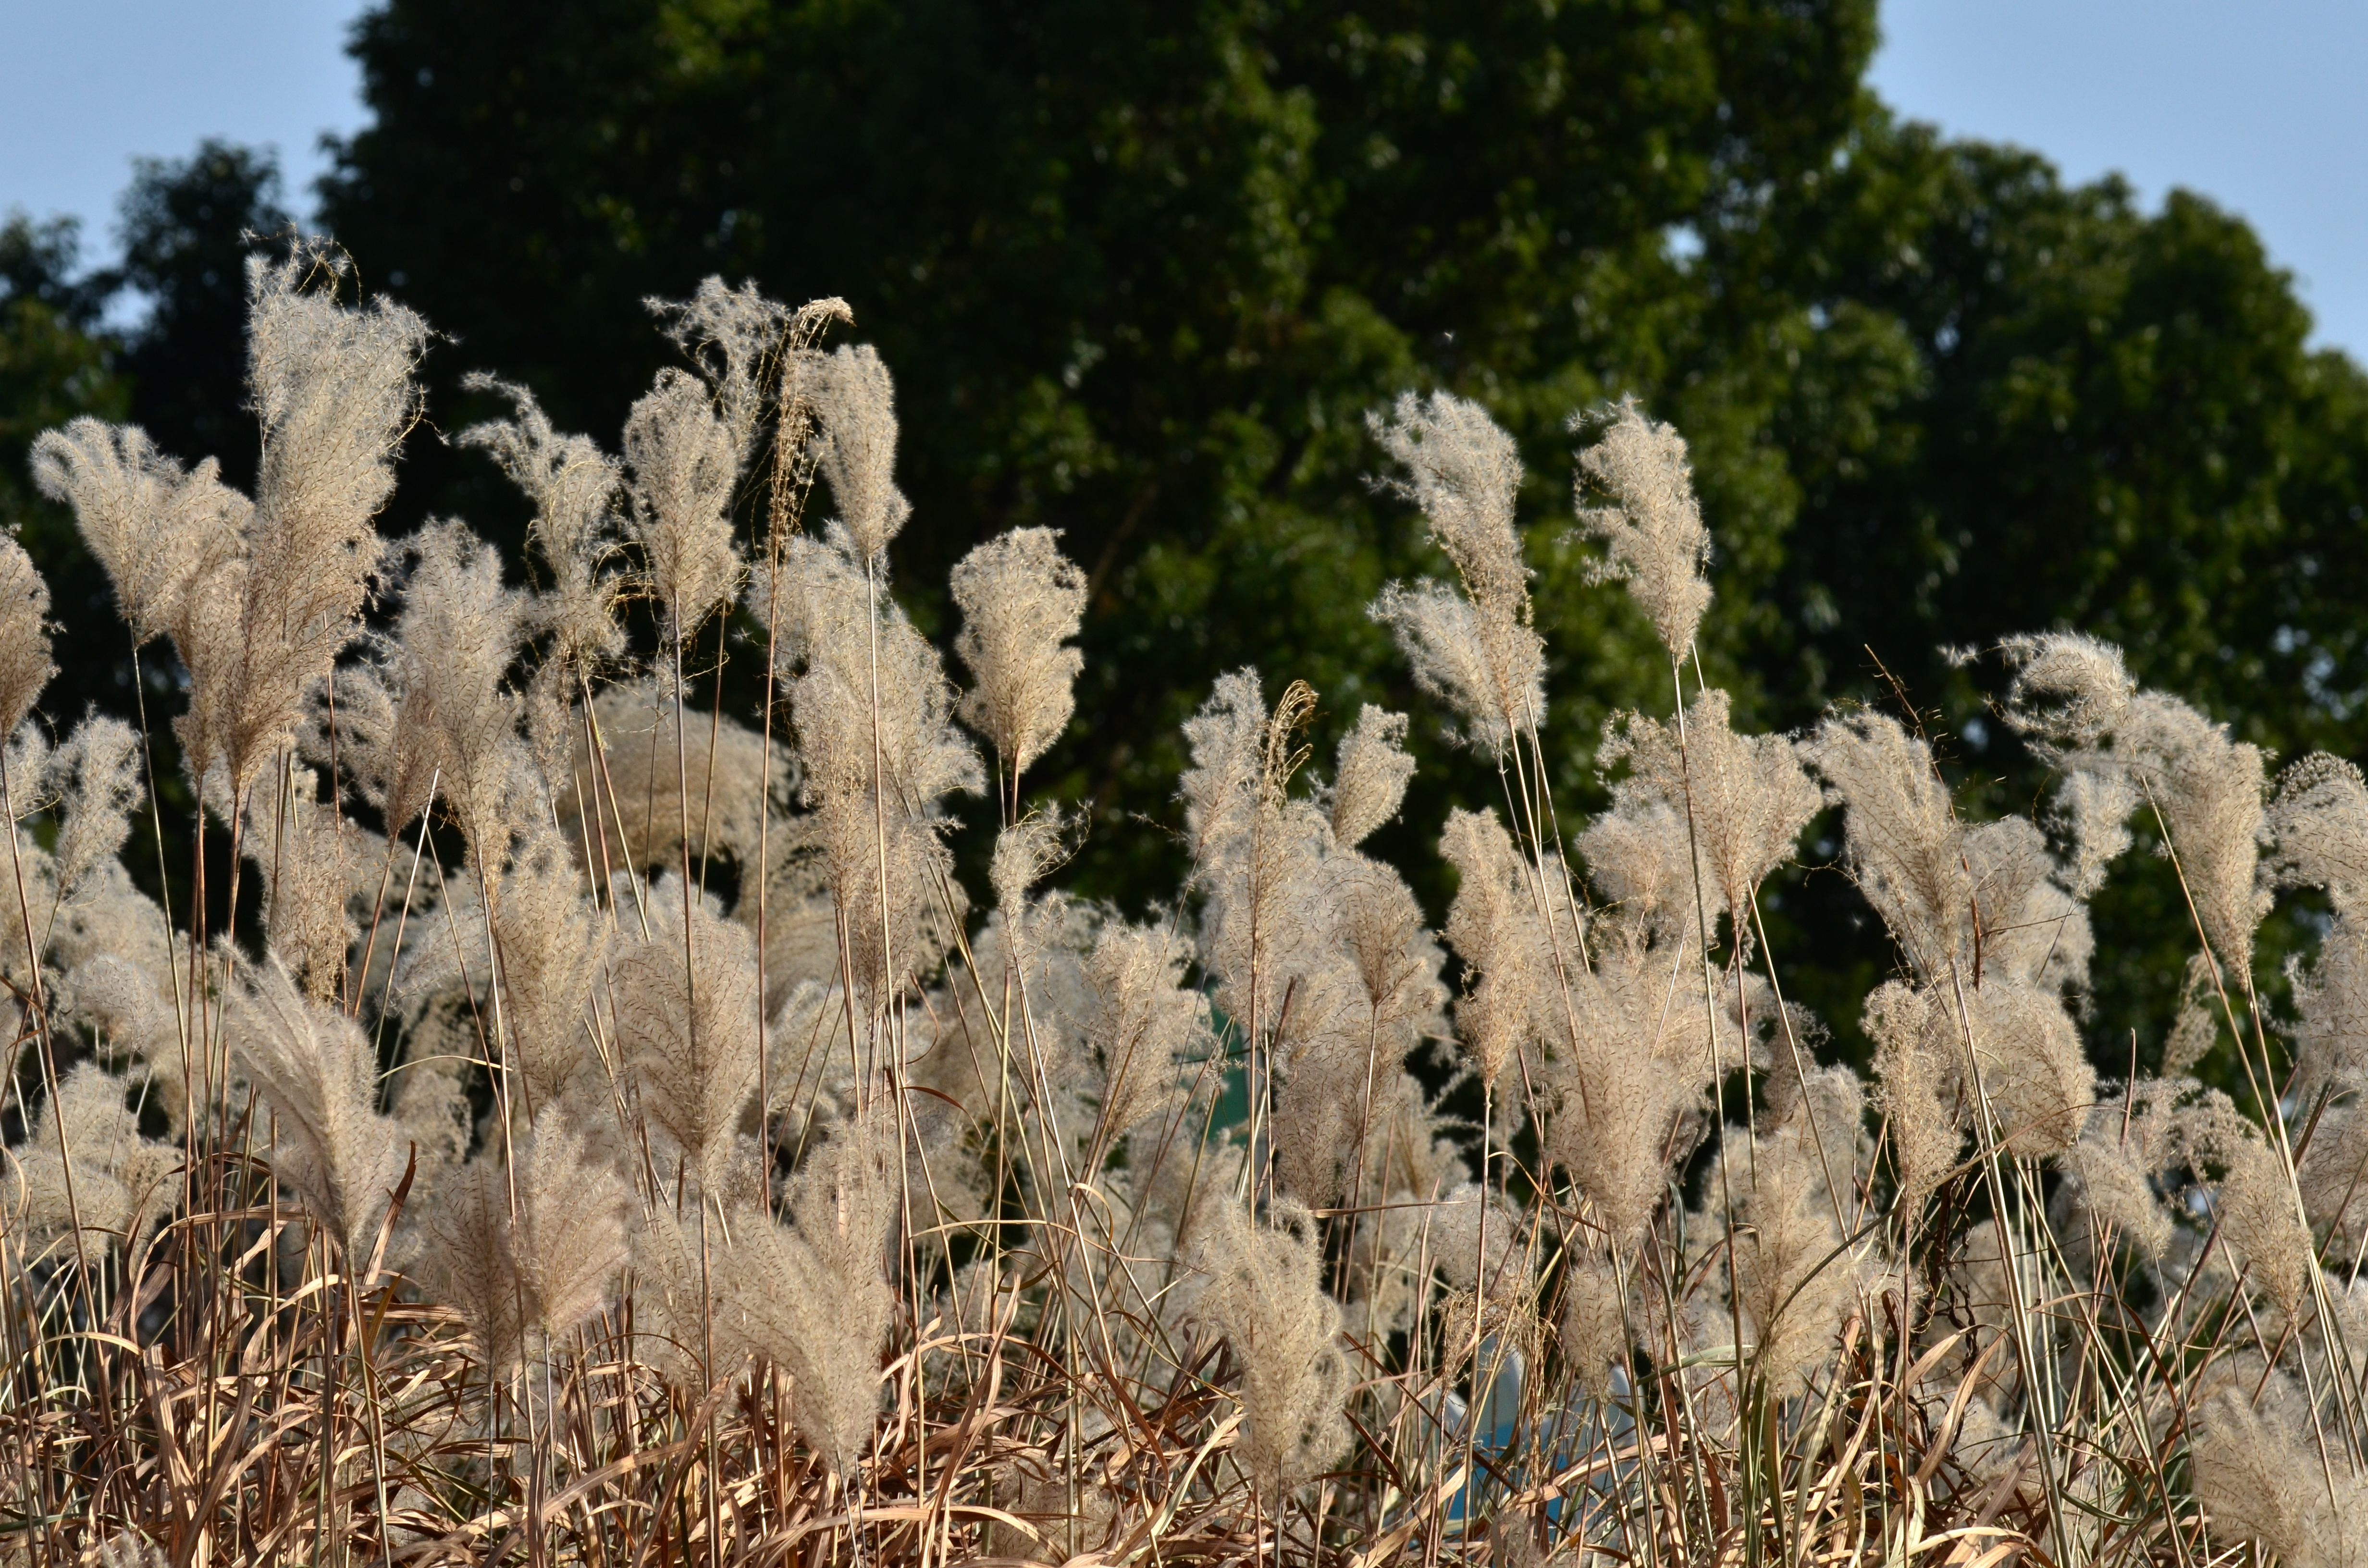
[3,2,2364,354]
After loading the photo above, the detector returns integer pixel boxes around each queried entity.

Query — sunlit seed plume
[990,808,1071,925]
[1708,1073,1879,1397]
[391,520,527,863]
[1570,397,1713,659]
[1329,705,1416,850]
[1085,923,1212,1141]
[1369,391,1529,619]
[0,1062,176,1259]
[70,954,178,1086]
[2121,694,2272,982]
[1558,1247,1632,1398]
[1799,711,1969,984]
[2059,1099,2176,1262]
[0,533,54,743]
[411,1155,520,1372]
[1599,688,1819,956]
[1431,1180,1532,1297]
[1332,854,1447,1044]
[1369,576,1547,759]
[951,527,1087,784]
[29,418,248,644]
[2268,754,2368,915]
[612,883,761,1195]
[506,1111,630,1359]
[728,1106,898,1474]
[2288,917,2368,1099]
[2008,643,2270,982]
[813,344,913,562]
[1579,796,1701,949]
[2191,1372,2368,1568]
[1179,669,1269,868]
[623,368,745,638]
[761,540,979,1005]
[1189,1201,1353,1495]
[1862,982,1962,1213]
[2000,632,2134,750]
[242,764,367,1000]
[498,858,609,1110]
[457,376,624,670]
[648,277,789,459]
[228,956,413,1259]
[2204,1121,2316,1318]
[1439,807,1549,1087]
[50,715,141,901]
[560,677,792,882]
[1547,944,1765,1253]
[217,245,427,795]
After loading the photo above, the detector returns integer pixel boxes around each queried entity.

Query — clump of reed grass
[8,243,2368,1568]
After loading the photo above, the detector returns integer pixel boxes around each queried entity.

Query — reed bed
[0,244,2359,1568]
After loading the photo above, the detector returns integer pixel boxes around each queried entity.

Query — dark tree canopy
[6,0,2365,1072]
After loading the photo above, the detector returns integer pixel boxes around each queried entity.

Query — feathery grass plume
[1189,1200,1352,1495]
[317,662,437,838]
[1329,704,1416,849]
[1863,982,1964,1212]
[728,1107,897,1474]
[385,520,528,861]
[0,532,54,741]
[1999,631,2136,748]
[2192,1373,2368,1568]
[1799,711,1970,984]
[458,377,625,671]
[2010,645,2271,983]
[2058,1094,2178,1262]
[813,344,913,561]
[990,808,1070,922]
[612,879,761,1194]
[1707,1068,1879,1396]
[1558,1246,1633,1398]
[561,677,791,881]
[2001,632,2142,895]
[227,956,413,1258]
[1599,688,1819,955]
[2199,1115,2317,1319]
[623,368,744,637]
[1438,807,1553,1088]
[2296,1090,2368,1253]
[950,526,1087,785]
[504,1111,629,1359]
[2116,693,2273,983]
[410,1155,521,1372]
[241,764,367,999]
[2290,918,2368,1099]
[1369,391,1529,617]
[29,418,248,643]
[1083,919,1206,1145]
[485,827,606,1107]
[2269,754,2368,915]
[1579,795,1702,947]
[1431,1179,1533,1297]
[0,1063,176,1259]
[649,277,789,457]
[1333,853,1449,1052]
[1549,940,1768,1250]
[49,715,141,900]
[1570,397,1713,658]
[70,953,178,1084]
[762,533,980,1002]
[1863,969,2090,1192]
[196,247,426,796]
